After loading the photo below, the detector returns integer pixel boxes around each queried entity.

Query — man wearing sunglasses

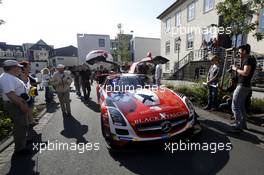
[230,44,256,133]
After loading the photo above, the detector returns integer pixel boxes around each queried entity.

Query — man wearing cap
[50,64,72,117]
[0,60,30,155]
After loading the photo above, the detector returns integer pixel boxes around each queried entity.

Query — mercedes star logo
[161,121,172,133]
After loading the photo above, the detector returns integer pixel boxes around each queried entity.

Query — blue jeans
[232,85,251,129]
[207,86,218,109]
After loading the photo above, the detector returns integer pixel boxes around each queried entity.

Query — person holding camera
[230,44,256,132]
[0,60,30,155]
[18,61,39,127]
[50,64,72,117]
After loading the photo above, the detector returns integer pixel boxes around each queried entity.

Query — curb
[0,107,47,153]
[252,87,264,92]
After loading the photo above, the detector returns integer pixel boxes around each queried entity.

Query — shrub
[0,100,13,140]
[173,84,208,106]
[250,98,264,114]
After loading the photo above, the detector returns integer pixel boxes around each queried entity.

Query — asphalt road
[0,86,264,175]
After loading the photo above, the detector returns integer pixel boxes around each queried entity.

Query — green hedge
[0,99,12,141]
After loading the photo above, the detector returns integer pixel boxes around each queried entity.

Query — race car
[97,74,201,149]
[86,50,201,149]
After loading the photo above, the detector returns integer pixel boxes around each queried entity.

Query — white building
[77,34,111,64]
[130,37,160,62]
[0,42,25,62]
[23,40,53,74]
[49,45,79,67]
[157,0,264,76]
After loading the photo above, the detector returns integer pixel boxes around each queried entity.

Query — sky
[0,0,175,48]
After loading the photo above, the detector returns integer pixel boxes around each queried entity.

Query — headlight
[108,108,127,126]
[185,98,194,116]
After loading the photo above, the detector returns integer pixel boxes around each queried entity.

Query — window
[187,2,195,21]
[165,17,171,32]
[259,8,264,32]
[199,67,206,76]
[187,33,194,49]
[174,38,181,53]
[202,27,213,42]
[165,62,170,71]
[165,41,170,54]
[204,0,214,13]
[99,39,105,47]
[175,11,181,27]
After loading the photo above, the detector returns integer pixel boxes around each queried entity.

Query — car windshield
[106,76,146,91]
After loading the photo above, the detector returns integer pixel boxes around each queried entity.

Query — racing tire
[101,117,122,151]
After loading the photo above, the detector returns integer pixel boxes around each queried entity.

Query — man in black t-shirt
[80,64,92,100]
[230,44,256,132]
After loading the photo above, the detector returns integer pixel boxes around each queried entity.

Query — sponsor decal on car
[134,111,189,124]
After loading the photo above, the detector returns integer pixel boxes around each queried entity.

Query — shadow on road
[83,99,100,113]
[202,119,264,145]
[109,126,231,175]
[60,115,88,144]
[6,131,44,175]
[45,102,60,113]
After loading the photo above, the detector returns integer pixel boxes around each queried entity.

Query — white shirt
[36,73,42,82]
[23,77,31,94]
[0,72,26,101]
[42,74,51,87]
[155,64,162,80]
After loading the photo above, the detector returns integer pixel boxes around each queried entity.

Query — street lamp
[177,37,181,80]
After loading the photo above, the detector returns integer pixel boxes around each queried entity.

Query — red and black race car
[86,50,201,149]
[97,74,200,149]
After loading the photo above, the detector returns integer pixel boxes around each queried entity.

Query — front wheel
[101,117,123,151]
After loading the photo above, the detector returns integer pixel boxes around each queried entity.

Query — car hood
[107,88,189,125]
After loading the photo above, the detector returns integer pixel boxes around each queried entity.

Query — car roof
[106,73,144,79]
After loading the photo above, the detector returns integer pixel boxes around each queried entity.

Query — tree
[0,0,5,25]
[115,23,131,62]
[216,0,264,46]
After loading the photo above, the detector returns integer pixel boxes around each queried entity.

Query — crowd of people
[0,44,259,156]
[0,61,95,155]
[204,44,257,133]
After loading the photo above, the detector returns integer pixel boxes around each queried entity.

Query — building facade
[0,42,25,61]
[49,45,79,67]
[77,34,111,64]
[22,39,53,74]
[157,0,264,76]
[130,37,161,62]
